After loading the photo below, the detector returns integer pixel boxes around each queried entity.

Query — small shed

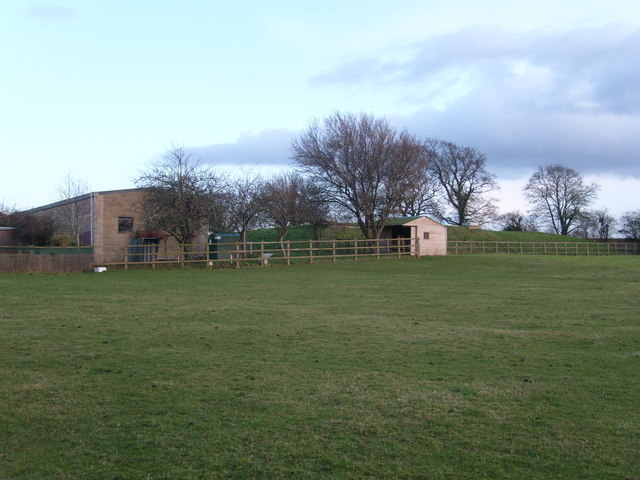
[381,216,448,256]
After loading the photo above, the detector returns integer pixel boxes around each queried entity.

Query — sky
[1,0,639,218]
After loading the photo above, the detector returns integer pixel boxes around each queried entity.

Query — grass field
[1,256,639,479]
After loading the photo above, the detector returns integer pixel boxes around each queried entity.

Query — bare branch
[426,139,499,226]
[54,172,90,245]
[292,112,428,238]
[524,164,598,235]
[135,144,222,245]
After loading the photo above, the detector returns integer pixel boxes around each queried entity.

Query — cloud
[399,101,640,177]
[192,24,640,180]
[314,25,640,176]
[25,5,74,21]
[317,25,640,113]
[195,129,295,167]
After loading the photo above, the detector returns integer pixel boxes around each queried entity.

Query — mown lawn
[1,256,638,479]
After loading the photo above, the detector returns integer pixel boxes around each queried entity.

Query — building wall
[27,195,92,246]
[93,190,144,263]
[93,189,209,264]
[409,217,448,256]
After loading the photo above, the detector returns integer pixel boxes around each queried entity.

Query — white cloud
[195,129,295,167]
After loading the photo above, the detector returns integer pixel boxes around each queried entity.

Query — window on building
[423,232,430,240]
[118,217,134,233]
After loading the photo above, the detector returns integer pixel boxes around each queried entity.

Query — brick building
[25,189,208,264]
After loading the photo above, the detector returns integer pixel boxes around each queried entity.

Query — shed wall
[381,217,447,256]
[410,219,447,256]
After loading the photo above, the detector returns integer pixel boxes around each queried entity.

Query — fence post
[415,237,420,259]
[287,241,291,265]
[124,245,129,270]
[309,240,313,264]
[332,240,336,263]
[355,240,358,261]
[258,240,263,267]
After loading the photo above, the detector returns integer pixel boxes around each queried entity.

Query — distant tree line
[3,112,639,246]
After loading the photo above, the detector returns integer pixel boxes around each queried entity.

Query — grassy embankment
[1,255,638,479]
[248,224,591,244]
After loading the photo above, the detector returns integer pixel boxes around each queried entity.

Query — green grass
[247,224,364,242]
[248,224,589,244]
[1,256,639,479]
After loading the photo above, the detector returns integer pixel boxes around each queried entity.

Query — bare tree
[55,173,90,245]
[619,210,640,240]
[304,181,331,240]
[213,173,265,251]
[135,144,222,247]
[572,212,597,239]
[572,210,616,240]
[426,139,499,226]
[292,112,428,239]
[591,210,616,240]
[498,211,538,232]
[260,172,325,253]
[396,153,440,217]
[0,202,15,227]
[524,164,598,235]
[12,212,57,246]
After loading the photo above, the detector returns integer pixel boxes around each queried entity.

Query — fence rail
[101,237,420,269]
[448,241,639,256]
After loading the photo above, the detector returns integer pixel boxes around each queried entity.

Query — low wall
[0,253,94,273]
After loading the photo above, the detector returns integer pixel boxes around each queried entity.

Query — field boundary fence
[448,241,639,256]
[0,251,94,273]
[100,237,420,269]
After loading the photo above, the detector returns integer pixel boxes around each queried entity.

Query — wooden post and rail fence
[447,240,639,256]
[107,237,421,269]
[1,238,638,273]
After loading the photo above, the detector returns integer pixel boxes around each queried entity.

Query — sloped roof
[385,216,425,226]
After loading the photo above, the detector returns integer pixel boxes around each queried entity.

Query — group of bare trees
[137,113,501,247]
[5,112,635,247]
[291,112,500,237]
[291,113,430,239]
[133,112,637,244]
[134,147,328,252]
